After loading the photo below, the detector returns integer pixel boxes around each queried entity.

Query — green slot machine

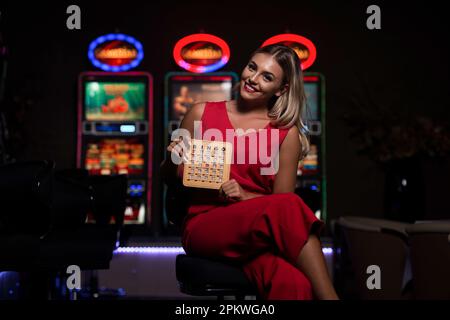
[77,33,153,229]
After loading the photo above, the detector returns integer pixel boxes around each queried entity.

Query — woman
[162,44,339,300]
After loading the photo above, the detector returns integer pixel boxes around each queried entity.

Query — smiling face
[239,52,288,104]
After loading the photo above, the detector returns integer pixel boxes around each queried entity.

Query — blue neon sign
[88,33,144,72]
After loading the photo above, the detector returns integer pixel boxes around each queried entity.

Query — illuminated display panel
[84,138,145,176]
[298,76,322,176]
[168,75,234,123]
[84,81,146,121]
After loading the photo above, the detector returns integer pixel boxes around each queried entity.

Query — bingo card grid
[182,139,233,189]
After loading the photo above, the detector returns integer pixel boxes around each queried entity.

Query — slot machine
[77,33,153,226]
[163,33,238,233]
[262,34,327,222]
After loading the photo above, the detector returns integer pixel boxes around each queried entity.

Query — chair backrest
[0,160,54,236]
[165,180,190,232]
[0,162,127,236]
[51,170,127,228]
[337,216,411,300]
[406,222,450,299]
[88,174,127,226]
[51,169,92,229]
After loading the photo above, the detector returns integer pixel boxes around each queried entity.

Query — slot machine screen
[167,75,234,132]
[298,79,321,176]
[84,81,146,121]
[303,81,319,121]
[84,138,145,176]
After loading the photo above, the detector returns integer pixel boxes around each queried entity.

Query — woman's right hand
[167,137,190,165]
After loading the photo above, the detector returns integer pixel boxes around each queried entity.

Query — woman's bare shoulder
[286,125,300,136]
[180,102,207,132]
[277,125,302,162]
[274,124,300,138]
[281,125,301,149]
[181,102,207,124]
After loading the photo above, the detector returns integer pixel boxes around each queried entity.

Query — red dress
[181,101,323,300]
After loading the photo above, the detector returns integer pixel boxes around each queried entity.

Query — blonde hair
[249,44,310,160]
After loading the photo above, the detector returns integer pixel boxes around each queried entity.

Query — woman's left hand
[219,179,249,202]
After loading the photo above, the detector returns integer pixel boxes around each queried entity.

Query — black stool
[176,255,257,299]
[165,182,258,300]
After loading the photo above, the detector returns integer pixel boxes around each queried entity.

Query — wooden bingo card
[183,139,233,189]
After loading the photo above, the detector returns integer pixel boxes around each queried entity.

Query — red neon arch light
[262,34,317,70]
[173,33,231,73]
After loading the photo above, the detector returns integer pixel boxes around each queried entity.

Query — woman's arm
[220,126,301,201]
[273,126,302,194]
[160,102,206,184]
[219,179,264,201]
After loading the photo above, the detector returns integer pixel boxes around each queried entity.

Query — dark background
[1,1,449,233]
